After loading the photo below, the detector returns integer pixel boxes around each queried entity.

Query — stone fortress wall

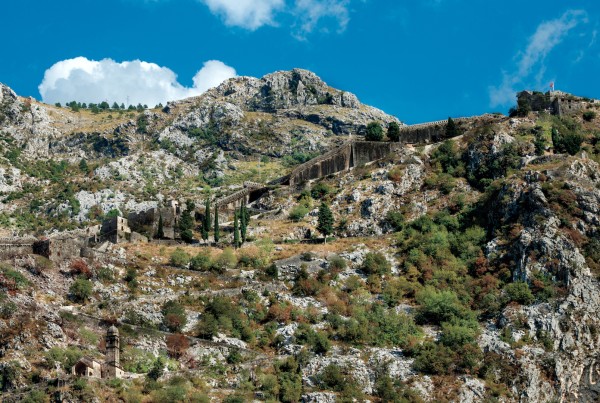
[518,90,600,116]
[214,115,497,210]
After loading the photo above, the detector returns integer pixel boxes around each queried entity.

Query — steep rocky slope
[0,69,398,233]
[1,73,600,402]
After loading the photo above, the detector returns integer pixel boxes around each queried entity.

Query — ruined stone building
[100,217,131,243]
[71,326,123,379]
[127,200,181,240]
[517,90,599,116]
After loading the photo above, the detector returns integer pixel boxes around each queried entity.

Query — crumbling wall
[517,90,599,116]
[0,237,36,260]
[127,207,177,239]
[48,235,88,263]
[100,217,131,243]
[554,97,597,116]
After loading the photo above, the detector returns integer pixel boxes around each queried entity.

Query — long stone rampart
[214,114,502,206]
[216,188,251,208]
[396,115,499,144]
[287,141,399,186]
[288,142,353,186]
[0,237,37,259]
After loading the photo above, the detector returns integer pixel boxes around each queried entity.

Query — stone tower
[104,325,123,378]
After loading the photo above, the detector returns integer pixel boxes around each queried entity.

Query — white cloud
[489,9,588,107]
[198,0,351,36]
[38,58,236,106]
[200,0,285,30]
[292,0,350,39]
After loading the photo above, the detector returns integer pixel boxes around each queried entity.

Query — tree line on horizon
[56,101,163,113]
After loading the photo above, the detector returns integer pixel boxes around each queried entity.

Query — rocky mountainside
[0,69,398,233]
[1,72,600,402]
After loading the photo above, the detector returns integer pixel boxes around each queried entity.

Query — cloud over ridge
[489,9,588,107]
[201,0,285,30]
[199,0,350,36]
[39,58,237,106]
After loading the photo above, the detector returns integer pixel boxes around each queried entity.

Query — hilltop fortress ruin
[517,90,599,116]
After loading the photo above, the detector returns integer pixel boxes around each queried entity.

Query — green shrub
[330,303,421,347]
[439,320,479,347]
[162,300,187,332]
[551,118,584,155]
[0,266,29,289]
[69,278,93,303]
[196,313,218,339]
[0,361,21,391]
[412,342,455,375]
[121,347,156,373]
[387,166,404,182]
[382,277,417,307]
[259,373,280,399]
[124,267,138,291]
[365,122,384,141]
[415,287,473,325]
[97,266,115,282]
[311,183,335,200]
[361,252,391,276]
[226,348,243,364]
[288,205,309,222]
[294,323,330,354]
[385,211,405,231]
[73,377,88,391]
[147,356,165,381]
[583,110,596,122]
[445,117,460,138]
[431,139,463,176]
[21,390,47,403]
[170,248,191,268]
[0,300,17,319]
[213,248,238,273]
[190,251,212,271]
[263,264,279,280]
[223,394,246,403]
[45,347,83,371]
[317,363,346,391]
[503,282,534,305]
[327,255,347,271]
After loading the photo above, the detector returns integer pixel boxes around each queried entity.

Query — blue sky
[1,0,599,123]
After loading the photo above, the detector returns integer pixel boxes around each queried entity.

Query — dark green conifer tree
[446,117,459,138]
[213,206,220,244]
[156,214,165,239]
[233,209,240,248]
[204,197,211,233]
[179,200,195,243]
[240,205,249,243]
[317,202,334,243]
[387,121,401,142]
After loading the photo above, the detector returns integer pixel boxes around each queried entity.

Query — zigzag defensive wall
[214,114,500,210]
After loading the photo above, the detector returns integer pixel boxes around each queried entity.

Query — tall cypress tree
[204,197,211,233]
[156,214,164,239]
[317,202,334,243]
[213,205,220,244]
[179,200,195,243]
[233,209,240,248]
[240,206,249,243]
[201,220,209,243]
